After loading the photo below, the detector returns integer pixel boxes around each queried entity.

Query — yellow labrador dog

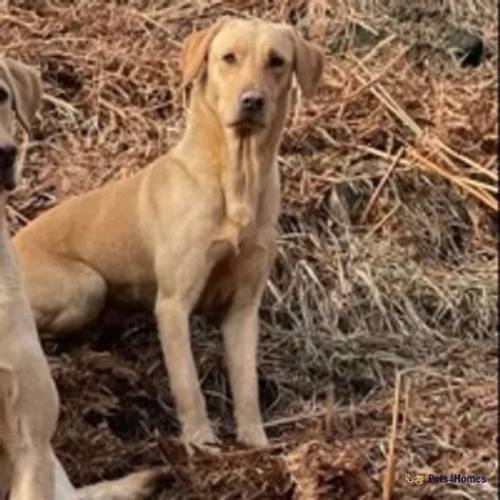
[0,58,161,500]
[14,19,323,450]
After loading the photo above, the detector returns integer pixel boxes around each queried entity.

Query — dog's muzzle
[232,90,266,131]
[0,139,17,191]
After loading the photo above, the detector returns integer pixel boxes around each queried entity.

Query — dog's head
[181,18,323,135]
[0,58,42,191]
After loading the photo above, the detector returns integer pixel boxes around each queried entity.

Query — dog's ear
[289,29,324,98]
[181,19,227,86]
[1,58,42,132]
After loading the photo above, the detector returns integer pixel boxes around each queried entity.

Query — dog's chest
[197,225,272,318]
[193,233,241,317]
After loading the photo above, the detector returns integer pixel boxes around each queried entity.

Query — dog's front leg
[155,248,217,451]
[222,246,271,448]
[222,301,268,448]
[156,297,216,448]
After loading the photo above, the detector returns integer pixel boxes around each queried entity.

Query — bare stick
[382,371,403,500]
[360,147,403,223]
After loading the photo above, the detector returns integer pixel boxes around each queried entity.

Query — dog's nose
[0,140,17,171]
[240,90,265,113]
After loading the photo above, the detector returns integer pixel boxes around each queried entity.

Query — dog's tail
[55,459,166,500]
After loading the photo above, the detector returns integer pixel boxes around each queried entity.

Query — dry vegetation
[1,0,498,498]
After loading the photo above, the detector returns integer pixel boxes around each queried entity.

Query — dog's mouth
[228,118,266,134]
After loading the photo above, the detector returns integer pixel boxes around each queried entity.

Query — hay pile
[2,1,497,498]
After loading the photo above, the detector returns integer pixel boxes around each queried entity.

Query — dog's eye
[268,54,285,69]
[0,87,8,104]
[222,53,237,64]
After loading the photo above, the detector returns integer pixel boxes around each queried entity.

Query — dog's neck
[177,83,288,229]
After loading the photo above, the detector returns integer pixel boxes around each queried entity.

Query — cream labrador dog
[14,19,323,450]
[0,57,161,500]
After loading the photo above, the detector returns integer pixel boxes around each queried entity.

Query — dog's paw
[237,425,269,448]
[183,424,220,455]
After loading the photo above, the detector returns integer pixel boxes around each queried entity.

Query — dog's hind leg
[19,255,107,337]
[75,468,165,500]
[54,454,165,500]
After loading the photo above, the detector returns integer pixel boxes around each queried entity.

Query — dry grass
[2,0,498,498]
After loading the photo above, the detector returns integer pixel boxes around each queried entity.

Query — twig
[361,34,397,63]
[43,93,80,117]
[382,371,403,500]
[431,136,498,181]
[343,46,408,104]
[364,202,401,239]
[360,147,403,223]
[324,384,335,436]
[408,147,497,210]
[263,410,325,429]
[355,144,497,211]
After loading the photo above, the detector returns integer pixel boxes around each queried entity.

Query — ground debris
[2,1,497,498]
